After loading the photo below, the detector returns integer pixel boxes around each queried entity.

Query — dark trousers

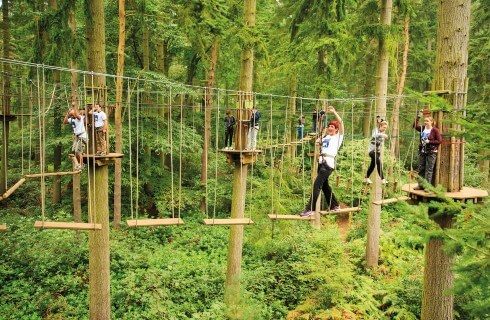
[224,127,234,147]
[366,150,384,180]
[418,152,437,185]
[305,163,338,211]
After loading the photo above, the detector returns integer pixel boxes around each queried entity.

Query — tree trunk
[288,75,297,158]
[142,25,150,72]
[390,16,410,160]
[365,0,392,269]
[225,1,255,317]
[0,0,11,195]
[362,43,377,137]
[200,38,219,212]
[421,0,471,318]
[114,0,125,228]
[86,0,107,88]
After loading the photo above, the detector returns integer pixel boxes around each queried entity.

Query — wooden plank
[402,183,488,200]
[373,196,410,205]
[2,178,26,199]
[34,221,102,230]
[25,171,80,178]
[126,218,184,227]
[0,224,7,232]
[320,207,361,214]
[203,218,254,225]
[267,214,314,221]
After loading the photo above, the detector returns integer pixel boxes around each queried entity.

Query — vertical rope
[136,83,140,219]
[300,98,306,206]
[204,88,208,218]
[269,94,275,218]
[128,79,134,220]
[212,89,220,220]
[20,81,24,175]
[178,92,184,221]
[351,101,355,206]
[28,83,33,173]
[169,87,175,218]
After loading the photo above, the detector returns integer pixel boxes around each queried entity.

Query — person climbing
[89,104,108,156]
[246,106,261,150]
[300,106,344,217]
[224,109,236,150]
[64,107,88,170]
[413,111,442,189]
[365,117,388,184]
[311,109,325,134]
[297,115,305,140]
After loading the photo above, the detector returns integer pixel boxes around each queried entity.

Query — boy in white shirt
[301,106,344,217]
[64,108,88,170]
[89,104,108,156]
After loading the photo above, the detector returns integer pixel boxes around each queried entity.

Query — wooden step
[2,178,26,199]
[320,207,361,214]
[373,196,410,205]
[25,171,80,178]
[0,224,7,232]
[34,221,102,230]
[126,218,184,227]
[203,218,254,226]
[268,214,314,221]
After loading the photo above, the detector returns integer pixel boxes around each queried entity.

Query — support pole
[88,162,110,320]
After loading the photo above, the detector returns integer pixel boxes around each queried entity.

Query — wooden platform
[82,153,124,166]
[402,183,488,202]
[25,171,80,178]
[268,214,314,221]
[220,149,262,165]
[320,207,361,214]
[1,178,26,199]
[0,224,7,232]
[203,218,254,225]
[34,221,102,230]
[126,218,184,227]
[373,196,410,205]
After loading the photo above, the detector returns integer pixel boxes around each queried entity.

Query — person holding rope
[89,104,108,156]
[246,106,261,150]
[64,107,88,170]
[300,106,344,217]
[223,109,236,150]
[364,117,388,184]
[413,111,442,189]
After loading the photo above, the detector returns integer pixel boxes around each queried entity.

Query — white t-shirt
[318,133,344,168]
[68,116,87,137]
[94,111,107,128]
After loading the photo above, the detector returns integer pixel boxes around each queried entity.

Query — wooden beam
[34,221,102,230]
[25,171,80,178]
[2,178,26,199]
[203,218,254,225]
[267,214,314,221]
[320,207,361,214]
[373,196,410,205]
[0,224,7,232]
[126,218,184,227]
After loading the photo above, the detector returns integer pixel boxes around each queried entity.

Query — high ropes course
[0,58,487,233]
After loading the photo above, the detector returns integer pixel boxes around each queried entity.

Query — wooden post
[0,0,11,195]
[88,161,110,320]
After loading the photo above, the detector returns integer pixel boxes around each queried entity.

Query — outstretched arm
[327,106,344,134]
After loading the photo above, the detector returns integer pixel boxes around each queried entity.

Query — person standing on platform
[300,106,344,217]
[297,115,305,140]
[364,118,389,184]
[246,106,261,150]
[413,112,442,189]
[224,109,236,150]
[64,108,88,170]
[89,104,108,156]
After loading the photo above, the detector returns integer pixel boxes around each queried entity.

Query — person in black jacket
[413,113,442,189]
[246,107,260,150]
[224,109,236,150]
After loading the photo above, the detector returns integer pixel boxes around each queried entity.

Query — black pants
[366,150,384,180]
[418,152,437,185]
[305,163,338,211]
[224,127,234,147]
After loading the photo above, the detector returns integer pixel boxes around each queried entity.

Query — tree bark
[390,16,410,160]
[200,39,219,212]
[365,0,392,269]
[225,1,255,317]
[0,0,11,195]
[362,44,376,138]
[114,0,126,228]
[421,0,471,318]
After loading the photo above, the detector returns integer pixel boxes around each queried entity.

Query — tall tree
[365,0,393,268]
[0,0,11,195]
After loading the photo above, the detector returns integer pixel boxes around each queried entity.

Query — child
[90,104,108,156]
[413,113,442,189]
[64,108,88,170]
[297,115,305,139]
[224,109,236,150]
[300,106,344,217]
[365,118,388,184]
[246,107,260,150]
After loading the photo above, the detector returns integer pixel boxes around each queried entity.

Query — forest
[0,0,489,319]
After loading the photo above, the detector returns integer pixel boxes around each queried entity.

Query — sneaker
[364,178,373,184]
[300,210,314,217]
[330,206,341,212]
[381,179,388,184]
[413,184,424,190]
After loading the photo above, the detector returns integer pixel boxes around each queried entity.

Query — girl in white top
[301,106,344,216]
[64,108,87,170]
